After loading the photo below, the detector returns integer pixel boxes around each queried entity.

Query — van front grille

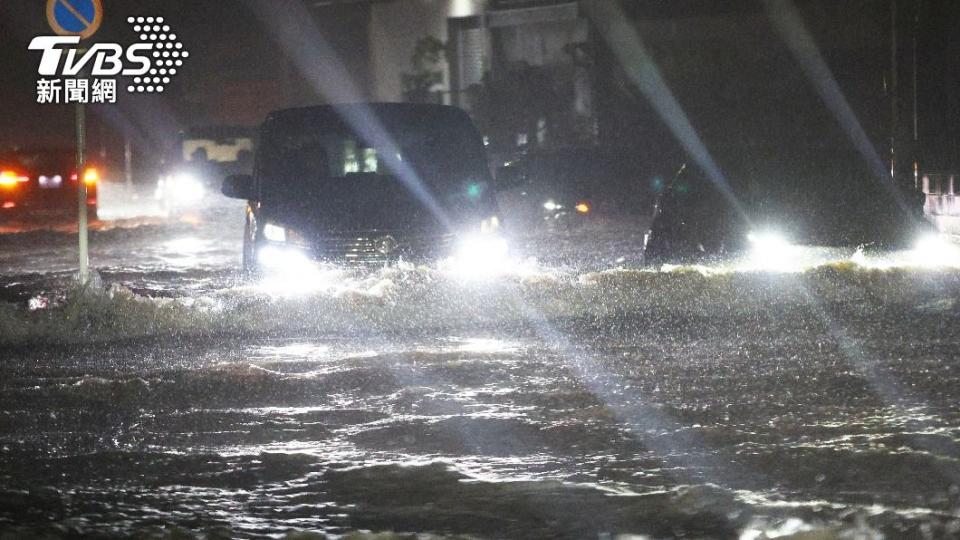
[310,231,454,264]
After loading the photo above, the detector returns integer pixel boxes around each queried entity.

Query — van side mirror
[222,174,253,199]
[495,165,527,191]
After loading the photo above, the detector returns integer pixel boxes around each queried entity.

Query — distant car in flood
[0,149,99,222]
[642,160,938,267]
[220,103,507,276]
[494,147,656,233]
[156,125,255,211]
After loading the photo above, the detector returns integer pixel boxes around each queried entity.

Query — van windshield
[258,106,493,207]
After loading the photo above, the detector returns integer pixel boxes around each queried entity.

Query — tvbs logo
[29,16,189,104]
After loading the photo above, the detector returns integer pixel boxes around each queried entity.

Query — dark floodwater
[1,202,959,539]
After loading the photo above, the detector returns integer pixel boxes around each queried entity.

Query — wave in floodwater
[3,216,960,538]
[2,322,960,538]
[1,254,959,346]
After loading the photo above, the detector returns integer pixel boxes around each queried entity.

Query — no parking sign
[44,0,103,283]
[46,0,103,40]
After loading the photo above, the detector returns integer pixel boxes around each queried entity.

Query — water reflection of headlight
[255,244,337,295]
[257,244,312,270]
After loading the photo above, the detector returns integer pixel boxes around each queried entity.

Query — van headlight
[263,222,286,242]
[746,230,799,271]
[911,233,960,267]
[262,222,309,246]
[448,234,511,279]
[459,235,508,259]
[170,173,205,204]
[747,231,792,253]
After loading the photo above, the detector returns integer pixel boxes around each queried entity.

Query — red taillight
[2,201,15,209]
[0,170,28,188]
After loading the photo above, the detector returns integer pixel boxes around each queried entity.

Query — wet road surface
[1,199,959,538]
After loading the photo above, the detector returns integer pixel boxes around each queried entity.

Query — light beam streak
[582,0,749,224]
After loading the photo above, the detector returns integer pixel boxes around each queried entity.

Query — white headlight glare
[746,230,799,271]
[462,235,508,258]
[254,244,340,297]
[911,233,960,267]
[747,231,791,251]
[168,173,205,204]
[257,244,307,269]
[263,223,286,242]
[543,200,561,211]
[450,234,511,279]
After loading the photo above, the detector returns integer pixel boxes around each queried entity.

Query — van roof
[264,103,471,125]
[267,102,466,121]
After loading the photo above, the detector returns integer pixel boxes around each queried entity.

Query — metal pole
[913,6,919,189]
[124,136,133,186]
[76,90,89,284]
[912,9,918,143]
[890,0,898,181]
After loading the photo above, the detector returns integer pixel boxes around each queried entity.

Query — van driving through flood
[221,103,507,276]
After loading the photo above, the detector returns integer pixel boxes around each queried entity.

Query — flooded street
[1,203,959,539]
[7,0,960,536]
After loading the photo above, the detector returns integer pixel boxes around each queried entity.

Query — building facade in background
[370,0,594,155]
[368,1,900,162]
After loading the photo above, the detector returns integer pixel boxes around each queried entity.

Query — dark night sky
[0,0,371,153]
[1,0,958,174]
